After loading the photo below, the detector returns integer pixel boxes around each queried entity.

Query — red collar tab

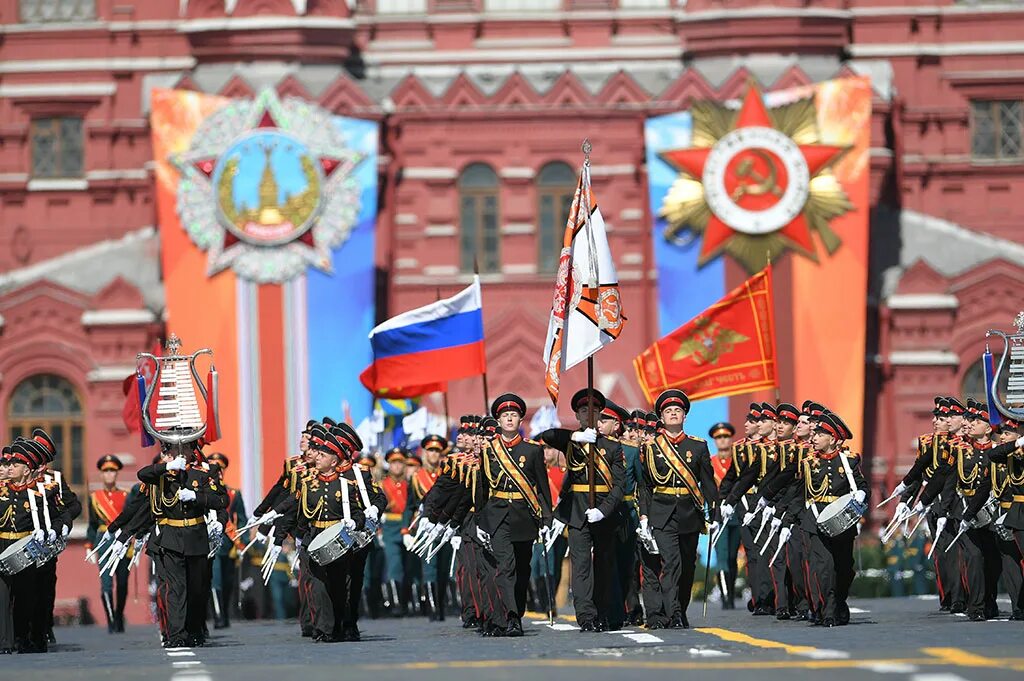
[500,433,522,448]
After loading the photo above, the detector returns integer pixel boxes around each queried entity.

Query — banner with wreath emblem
[645,76,871,449]
[150,88,378,502]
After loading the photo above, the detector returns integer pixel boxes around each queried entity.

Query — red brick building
[1,0,1023,617]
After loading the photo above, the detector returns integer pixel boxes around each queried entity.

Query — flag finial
[582,138,592,166]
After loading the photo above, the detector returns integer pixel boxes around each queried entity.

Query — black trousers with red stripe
[152,549,209,643]
[806,527,855,621]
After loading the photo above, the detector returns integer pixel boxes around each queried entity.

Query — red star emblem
[660,87,848,263]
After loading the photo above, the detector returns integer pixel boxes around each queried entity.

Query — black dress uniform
[540,389,625,631]
[138,450,228,647]
[638,390,718,629]
[898,397,962,610]
[987,426,1024,619]
[476,394,553,637]
[921,406,999,621]
[786,412,867,627]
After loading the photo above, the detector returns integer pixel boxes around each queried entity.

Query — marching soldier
[708,422,740,610]
[781,411,867,627]
[986,418,1024,620]
[86,455,130,633]
[920,401,999,621]
[540,389,625,631]
[638,390,718,629]
[381,448,409,615]
[476,394,554,637]
[600,402,642,628]
[206,453,247,629]
[406,435,450,620]
[138,442,228,647]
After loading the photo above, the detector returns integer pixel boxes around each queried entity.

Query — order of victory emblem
[171,89,365,283]
[659,86,852,273]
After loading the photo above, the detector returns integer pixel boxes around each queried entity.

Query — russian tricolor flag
[359,276,487,398]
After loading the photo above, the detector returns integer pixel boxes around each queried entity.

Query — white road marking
[848,607,869,613]
[623,633,662,643]
[687,647,730,657]
[172,661,202,668]
[798,648,850,660]
[549,623,579,631]
[858,662,920,673]
[604,629,635,634]
[167,651,195,657]
[164,647,192,652]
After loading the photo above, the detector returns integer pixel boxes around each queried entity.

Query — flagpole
[473,258,490,412]
[583,139,597,509]
[437,288,453,436]
[765,251,781,403]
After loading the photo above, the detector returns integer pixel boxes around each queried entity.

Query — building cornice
[81,309,158,327]
[885,294,959,311]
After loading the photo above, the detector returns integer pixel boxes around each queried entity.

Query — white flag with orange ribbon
[543,159,627,404]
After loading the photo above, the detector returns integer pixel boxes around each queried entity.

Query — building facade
[1,0,1023,614]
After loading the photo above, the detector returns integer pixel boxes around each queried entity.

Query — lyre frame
[136,344,214,447]
[985,326,1024,421]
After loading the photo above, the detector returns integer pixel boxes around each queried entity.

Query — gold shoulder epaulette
[689,435,705,442]
[525,438,541,446]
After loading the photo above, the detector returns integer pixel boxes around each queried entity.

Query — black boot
[424,582,438,621]
[504,616,524,637]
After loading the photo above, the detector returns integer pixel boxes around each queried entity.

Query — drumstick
[768,533,789,565]
[37,483,54,538]
[875,489,901,509]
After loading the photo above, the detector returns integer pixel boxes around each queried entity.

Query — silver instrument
[986,311,1024,422]
[137,333,214,448]
[816,494,867,537]
[0,536,44,575]
[307,522,355,566]
[637,524,660,555]
[973,498,998,529]
[353,517,378,550]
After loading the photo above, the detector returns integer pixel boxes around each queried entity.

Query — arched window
[961,356,1009,407]
[459,163,500,273]
[7,374,85,490]
[537,162,576,273]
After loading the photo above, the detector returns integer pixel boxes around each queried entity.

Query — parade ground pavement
[9,596,1024,681]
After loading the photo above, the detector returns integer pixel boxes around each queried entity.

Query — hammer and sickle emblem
[730,150,783,202]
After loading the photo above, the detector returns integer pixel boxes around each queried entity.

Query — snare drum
[0,536,40,575]
[307,522,354,566]
[354,518,378,550]
[816,494,867,537]
[971,498,998,529]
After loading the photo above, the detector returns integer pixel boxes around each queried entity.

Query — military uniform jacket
[292,467,368,545]
[44,473,81,535]
[923,440,994,523]
[0,480,53,552]
[138,461,229,556]
[987,440,1024,530]
[107,483,149,536]
[253,454,305,517]
[540,428,625,530]
[86,487,128,548]
[899,432,955,504]
[476,434,553,542]
[787,449,868,534]
[638,432,718,534]
[719,437,764,510]
[404,467,441,527]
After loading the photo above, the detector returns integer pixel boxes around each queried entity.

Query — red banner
[634,265,777,404]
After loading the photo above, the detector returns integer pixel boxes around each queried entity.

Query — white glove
[31,529,44,543]
[365,506,380,522]
[476,527,491,546]
[177,488,197,503]
[854,490,866,504]
[86,550,98,564]
[295,538,303,551]
[708,521,720,536]
[571,428,598,444]
[341,518,356,531]
[255,531,268,545]
[720,504,734,521]
[763,505,776,519]
[755,497,767,512]
[959,519,971,534]
[778,527,791,545]
[208,520,223,536]
[264,544,282,565]
[166,457,187,471]
[770,516,783,532]
[101,530,112,543]
[419,518,435,535]
[47,528,57,543]
[134,537,146,551]
[935,517,948,535]
[893,482,907,497]
[402,534,415,551]
[742,512,757,526]
[61,525,70,539]
[450,535,462,550]
[639,516,650,533]
[1015,435,1024,448]
[912,501,925,515]
[585,508,605,523]
[894,501,909,519]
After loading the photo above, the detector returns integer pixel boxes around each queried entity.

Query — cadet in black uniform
[476,394,553,637]
[638,389,718,629]
[540,389,625,631]
[138,441,229,647]
[987,418,1024,620]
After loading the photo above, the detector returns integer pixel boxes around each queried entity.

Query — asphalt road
[7,597,1023,681]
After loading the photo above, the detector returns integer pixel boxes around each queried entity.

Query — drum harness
[807,450,858,521]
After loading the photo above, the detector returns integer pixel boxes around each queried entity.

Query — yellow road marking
[359,657,1024,672]
[523,611,576,622]
[922,648,1004,668]
[694,627,818,655]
